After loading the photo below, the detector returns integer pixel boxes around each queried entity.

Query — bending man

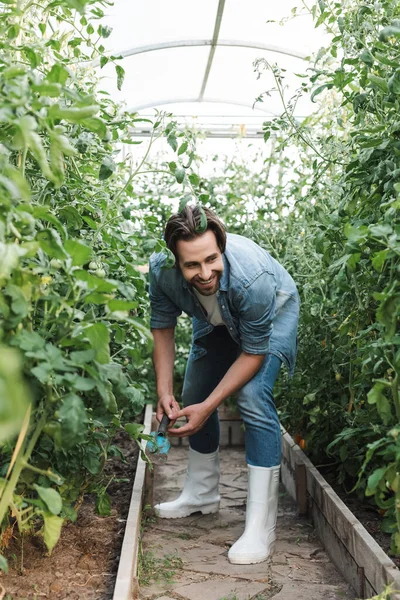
[149,205,299,565]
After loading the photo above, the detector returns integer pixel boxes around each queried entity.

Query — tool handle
[158,414,171,436]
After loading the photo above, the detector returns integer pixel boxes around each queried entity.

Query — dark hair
[164,205,226,259]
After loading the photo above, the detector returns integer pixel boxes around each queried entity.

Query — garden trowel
[146,414,171,464]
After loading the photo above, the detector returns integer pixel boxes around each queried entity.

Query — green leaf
[368,74,389,93]
[175,168,185,184]
[125,387,145,410]
[388,69,400,95]
[99,156,116,180]
[367,383,393,425]
[167,133,177,152]
[49,104,100,123]
[58,206,83,230]
[17,116,55,182]
[379,25,400,42]
[59,393,88,447]
[32,82,62,97]
[36,229,67,260]
[311,84,332,102]
[42,513,63,554]
[125,422,144,440]
[96,491,111,516]
[366,467,387,496]
[100,55,109,68]
[100,25,112,38]
[115,64,125,91]
[369,223,393,238]
[178,141,188,156]
[80,117,107,139]
[178,194,192,212]
[4,284,29,317]
[46,64,70,85]
[0,242,29,280]
[0,347,30,444]
[64,239,92,266]
[85,323,110,364]
[360,49,373,67]
[34,485,62,515]
[196,207,207,233]
[69,349,96,364]
[371,249,389,272]
[63,373,96,391]
[0,555,8,574]
[108,299,138,312]
[189,173,200,186]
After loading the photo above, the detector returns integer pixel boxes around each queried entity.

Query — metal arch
[102,39,308,63]
[127,97,279,115]
[199,0,226,101]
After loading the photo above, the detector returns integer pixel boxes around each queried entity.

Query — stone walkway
[139,447,356,600]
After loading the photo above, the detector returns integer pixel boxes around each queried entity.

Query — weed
[141,504,157,530]
[177,532,192,540]
[138,547,183,586]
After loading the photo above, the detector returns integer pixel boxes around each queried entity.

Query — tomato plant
[0,0,197,567]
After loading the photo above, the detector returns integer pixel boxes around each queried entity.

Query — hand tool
[146,414,171,464]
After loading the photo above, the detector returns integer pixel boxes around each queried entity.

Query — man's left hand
[168,403,211,437]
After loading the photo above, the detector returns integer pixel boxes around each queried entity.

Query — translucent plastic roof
[97,0,329,134]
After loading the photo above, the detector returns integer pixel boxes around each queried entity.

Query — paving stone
[271,556,344,585]
[143,534,272,581]
[272,539,324,559]
[223,489,247,500]
[173,577,270,600]
[140,569,207,599]
[271,581,355,600]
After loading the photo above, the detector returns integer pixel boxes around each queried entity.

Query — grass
[138,548,183,586]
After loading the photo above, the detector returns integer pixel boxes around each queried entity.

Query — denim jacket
[149,233,300,377]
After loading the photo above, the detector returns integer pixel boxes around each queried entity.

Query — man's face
[176,230,224,296]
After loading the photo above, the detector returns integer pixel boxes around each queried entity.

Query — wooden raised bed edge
[112,403,153,600]
[281,427,400,600]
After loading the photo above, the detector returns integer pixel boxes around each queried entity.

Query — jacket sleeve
[149,257,182,329]
[236,271,276,354]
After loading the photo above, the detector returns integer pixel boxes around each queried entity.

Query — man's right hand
[156,394,181,426]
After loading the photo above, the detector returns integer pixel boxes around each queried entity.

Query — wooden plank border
[281,427,400,599]
[113,403,153,600]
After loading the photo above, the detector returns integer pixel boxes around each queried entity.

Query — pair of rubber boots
[154,447,280,564]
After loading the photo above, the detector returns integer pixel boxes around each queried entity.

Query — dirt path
[139,446,356,600]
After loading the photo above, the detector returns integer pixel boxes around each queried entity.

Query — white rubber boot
[154,447,220,519]
[228,464,280,564]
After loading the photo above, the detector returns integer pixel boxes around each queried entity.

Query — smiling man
[149,205,300,565]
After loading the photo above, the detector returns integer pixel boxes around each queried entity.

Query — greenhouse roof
[98,0,329,136]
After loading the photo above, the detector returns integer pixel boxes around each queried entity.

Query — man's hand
[156,394,180,426]
[168,403,211,437]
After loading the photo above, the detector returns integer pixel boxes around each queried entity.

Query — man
[149,205,299,565]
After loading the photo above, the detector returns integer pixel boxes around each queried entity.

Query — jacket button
[222,305,225,309]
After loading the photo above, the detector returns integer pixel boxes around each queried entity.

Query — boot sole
[228,542,275,565]
[155,502,220,519]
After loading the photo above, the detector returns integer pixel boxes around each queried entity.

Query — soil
[0,429,140,600]
[321,470,400,570]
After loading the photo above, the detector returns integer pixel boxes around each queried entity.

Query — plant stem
[392,373,400,422]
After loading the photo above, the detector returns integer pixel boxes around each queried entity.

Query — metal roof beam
[127,97,279,114]
[102,39,307,63]
[199,0,226,101]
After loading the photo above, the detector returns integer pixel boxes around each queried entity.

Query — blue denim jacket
[149,233,300,377]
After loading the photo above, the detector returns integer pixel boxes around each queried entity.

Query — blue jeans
[181,326,282,467]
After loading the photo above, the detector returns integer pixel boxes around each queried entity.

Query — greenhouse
[1,0,400,598]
